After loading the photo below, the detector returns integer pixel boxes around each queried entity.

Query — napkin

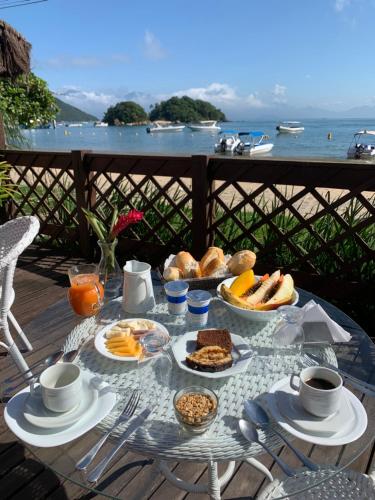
[301,300,352,343]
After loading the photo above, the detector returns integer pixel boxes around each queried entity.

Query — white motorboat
[236,131,274,156]
[94,121,108,127]
[147,122,185,133]
[214,130,242,153]
[188,120,221,132]
[347,130,375,160]
[276,121,304,133]
[67,123,83,128]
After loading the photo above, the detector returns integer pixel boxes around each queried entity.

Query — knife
[87,408,151,483]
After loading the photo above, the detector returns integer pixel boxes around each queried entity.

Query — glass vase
[97,239,123,300]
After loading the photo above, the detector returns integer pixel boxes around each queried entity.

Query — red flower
[110,209,144,238]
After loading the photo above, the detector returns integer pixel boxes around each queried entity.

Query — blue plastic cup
[164,280,189,315]
[186,290,212,327]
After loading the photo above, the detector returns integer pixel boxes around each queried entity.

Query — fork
[302,353,375,396]
[75,389,141,470]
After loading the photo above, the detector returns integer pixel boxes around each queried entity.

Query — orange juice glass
[68,265,104,317]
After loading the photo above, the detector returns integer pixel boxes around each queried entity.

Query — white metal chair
[257,464,375,499]
[0,216,40,374]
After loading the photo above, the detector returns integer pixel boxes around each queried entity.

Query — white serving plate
[172,330,254,379]
[4,372,117,447]
[24,371,98,429]
[266,376,367,446]
[216,276,299,322]
[94,318,169,362]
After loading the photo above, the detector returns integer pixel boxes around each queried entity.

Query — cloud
[245,93,265,108]
[272,83,287,103]
[143,30,167,60]
[334,0,351,11]
[172,83,237,103]
[41,53,130,69]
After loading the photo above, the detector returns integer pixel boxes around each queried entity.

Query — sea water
[22,118,375,159]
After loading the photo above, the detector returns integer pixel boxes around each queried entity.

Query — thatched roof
[0,20,31,78]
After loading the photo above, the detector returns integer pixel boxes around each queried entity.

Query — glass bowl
[173,386,218,434]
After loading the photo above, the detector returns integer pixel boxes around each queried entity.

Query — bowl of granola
[173,386,218,434]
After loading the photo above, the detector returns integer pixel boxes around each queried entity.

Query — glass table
[4,286,375,499]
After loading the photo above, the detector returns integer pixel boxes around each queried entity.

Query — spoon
[239,419,296,477]
[244,400,318,471]
[4,350,65,384]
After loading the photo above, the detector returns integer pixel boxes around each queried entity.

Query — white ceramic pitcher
[123,260,155,313]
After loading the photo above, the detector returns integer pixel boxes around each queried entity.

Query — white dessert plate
[266,376,367,446]
[24,372,99,429]
[94,318,169,362]
[172,330,254,379]
[216,276,299,322]
[4,372,117,447]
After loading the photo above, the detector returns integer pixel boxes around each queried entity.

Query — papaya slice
[229,270,256,297]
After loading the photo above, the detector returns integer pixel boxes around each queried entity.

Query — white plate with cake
[171,329,254,379]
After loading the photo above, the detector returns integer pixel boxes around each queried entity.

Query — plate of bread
[217,270,299,322]
[172,328,254,379]
[94,318,169,361]
[163,247,257,289]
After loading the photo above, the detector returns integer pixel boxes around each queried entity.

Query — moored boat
[94,121,108,127]
[276,121,304,133]
[347,130,375,160]
[214,130,241,153]
[188,120,221,132]
[236,131,274,156]
[147,122,185,133]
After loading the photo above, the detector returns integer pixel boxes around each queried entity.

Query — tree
[149,96,226,122]
[0,72,58,130]
[103,101,148,125]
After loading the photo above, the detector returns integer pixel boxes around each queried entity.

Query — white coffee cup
[38,363,82,413]
[123,260,155,313]
[290,366,343,418]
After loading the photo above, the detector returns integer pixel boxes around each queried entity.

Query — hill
[150,96,226,122]
[54,97,98,122]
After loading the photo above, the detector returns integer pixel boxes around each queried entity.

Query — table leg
[157,459,236,499]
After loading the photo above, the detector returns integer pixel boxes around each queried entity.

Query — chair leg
[7,310,33,351]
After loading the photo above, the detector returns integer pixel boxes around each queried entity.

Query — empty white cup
[39,363,82,413]
[186,290,211,327]
[164,280,189,315]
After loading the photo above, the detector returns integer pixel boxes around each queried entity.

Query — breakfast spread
[163,247,256,281]
[185,329,234,372]
[174,392,217,425]
[221,270,295,311]
[104,319,156,357]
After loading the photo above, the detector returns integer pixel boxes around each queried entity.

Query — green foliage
[0,161,16,207]
[103,101,148,125]
[149,96,226,122]
[0,73,58,129]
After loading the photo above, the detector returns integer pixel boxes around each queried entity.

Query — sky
[2,0,375,119]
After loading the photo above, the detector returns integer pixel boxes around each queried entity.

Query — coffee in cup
[38,363,82,413]
[290,366,342,418]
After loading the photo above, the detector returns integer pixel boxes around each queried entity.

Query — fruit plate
[171,330,254,379]
[94,319,169,362]
[216,276,299,322]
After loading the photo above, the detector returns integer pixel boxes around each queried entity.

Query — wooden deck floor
[1,249,375,499]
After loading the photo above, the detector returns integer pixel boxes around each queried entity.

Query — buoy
[64,130,68,136]
[328,132,333,140]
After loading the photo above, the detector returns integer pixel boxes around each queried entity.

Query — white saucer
[4,372,117,447]
[94,318,169,362]
[24,373,99,429]
[266,376,368,446]
[172,330,254,379]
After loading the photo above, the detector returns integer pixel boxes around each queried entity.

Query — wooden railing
[1,149,375,302]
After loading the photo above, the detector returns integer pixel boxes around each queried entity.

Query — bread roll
[227,250,256,275]
[163,266,183,281]
[200,247,225,276]
[202,256,227,277]
[175,251,201,279]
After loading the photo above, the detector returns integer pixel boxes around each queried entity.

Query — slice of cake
[197,329,233,353]
[186,346,233,372]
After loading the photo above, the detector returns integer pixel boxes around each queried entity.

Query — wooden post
[191,155,210,259]
[72,150,93,259]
